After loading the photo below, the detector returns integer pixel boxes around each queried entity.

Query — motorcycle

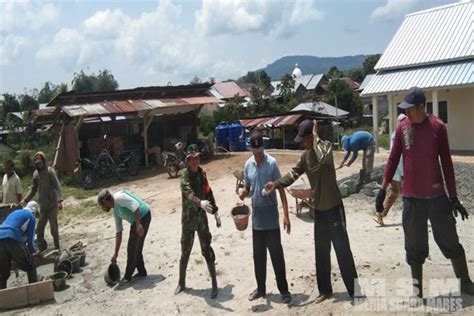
[162,142,185,178]
[81,135,140,189]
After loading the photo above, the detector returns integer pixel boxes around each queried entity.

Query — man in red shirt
[376,87,473,303]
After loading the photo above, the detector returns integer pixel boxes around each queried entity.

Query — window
[426,101,448,124]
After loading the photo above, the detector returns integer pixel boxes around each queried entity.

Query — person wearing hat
[238,131,292,304]
[266,120,359,304]
[373,112,406,226]
[21,151,63,251]
[175,144,221,299]
[0,203,41,289]
[338,131,375,191]
[1,160,22,205]
[97,189,151,283]
[376,86,474,304]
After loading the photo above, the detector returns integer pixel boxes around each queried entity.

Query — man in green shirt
[266,119,359,304]
[174,144,221,299]
[98,189,152,283]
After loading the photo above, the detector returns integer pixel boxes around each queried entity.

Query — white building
[361,1,473,152]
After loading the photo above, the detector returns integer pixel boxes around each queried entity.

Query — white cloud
[0,0,59,66]
[371,0,419,22]
[0,0,59,33]
[195,0,324,38]
[37,0,208,81]
[0,35,27,66]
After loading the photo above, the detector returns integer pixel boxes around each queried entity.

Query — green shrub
[378,133,390,150]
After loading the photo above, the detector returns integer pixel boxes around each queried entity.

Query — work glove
[214,211,221,228]
[200,200,213,213]
[451,197,469,221]
[375,189,386,213]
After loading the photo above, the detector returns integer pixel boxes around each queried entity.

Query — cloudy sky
[0,0,454,94]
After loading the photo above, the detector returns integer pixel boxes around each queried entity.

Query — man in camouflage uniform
[174,144,221,299]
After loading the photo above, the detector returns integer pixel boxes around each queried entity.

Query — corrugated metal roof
[375,1,472,70]
[211,82,249,99]
[306,74,324,90]
[361,60,473,96]
[60,96,218,118]
[240,114,302,128]
[359,74,375,91]
[291,101,350,117]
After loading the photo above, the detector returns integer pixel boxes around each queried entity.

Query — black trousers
[125,212,151,279]
[0,238,37,289]
[253,229,289,294]
[314,204,358,296]
[402,195,465,265]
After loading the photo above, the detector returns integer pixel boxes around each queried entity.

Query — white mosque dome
[292,63,302,78]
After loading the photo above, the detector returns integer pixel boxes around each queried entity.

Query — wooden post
[74,116,84,174]
[143,113,153,167]
[372,95,379,153]
[52,122,65,169]
[282,126,286,149]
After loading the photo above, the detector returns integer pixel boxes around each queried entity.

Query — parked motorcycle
[81,135,140,189]
[162,142,185,178]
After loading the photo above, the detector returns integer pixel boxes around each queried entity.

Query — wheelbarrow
[286,184,314,218]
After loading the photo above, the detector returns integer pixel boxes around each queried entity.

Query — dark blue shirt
[0,209,37,253]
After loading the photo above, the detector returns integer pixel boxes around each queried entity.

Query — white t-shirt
[2,173,22,204]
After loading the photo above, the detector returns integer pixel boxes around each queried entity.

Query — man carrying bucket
[238,131,292,304]
[266,120,359,304]
[97,189,152,283]
[175,144,221,299]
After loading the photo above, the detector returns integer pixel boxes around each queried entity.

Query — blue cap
[398,86,426,109]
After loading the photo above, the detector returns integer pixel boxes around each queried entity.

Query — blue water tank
[229,121,246,151]
[215,123,229,150]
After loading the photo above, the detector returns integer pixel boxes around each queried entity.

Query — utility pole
[335,94,340,145]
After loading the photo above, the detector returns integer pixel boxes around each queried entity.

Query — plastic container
[215,123,229,150]
[229,121,246,151]
[231,204,251,231]
[104,263,121,285]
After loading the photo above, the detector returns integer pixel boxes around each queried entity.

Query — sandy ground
[5,151,474,315]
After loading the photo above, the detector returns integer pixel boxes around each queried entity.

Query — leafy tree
[346,68,365,84]
[71,69,118,93]
[55,83,68,95]
[212,95,246,125]
[277,74,295,98]
[93,69,119,92]
[238,70,272,90]
[328,66,343,79]
[190,75,202,84]
[19,94,39,111]
[363,54,381,75]
[37,82,55,103]
[0,93,20,119]
[324,79,363,116]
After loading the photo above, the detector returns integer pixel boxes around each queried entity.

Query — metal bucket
[73,251,87,267]
[55,259,73,278]
[69,255,81,273]
[48,271,67,291]
[231,205,251,231]
[104,263,121,285]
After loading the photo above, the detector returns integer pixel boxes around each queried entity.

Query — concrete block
[0,285,28,309]
[0,280,54,310]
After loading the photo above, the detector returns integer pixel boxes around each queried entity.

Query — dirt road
[8,151,474,315]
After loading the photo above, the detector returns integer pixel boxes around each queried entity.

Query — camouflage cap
[185,144,201,160]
